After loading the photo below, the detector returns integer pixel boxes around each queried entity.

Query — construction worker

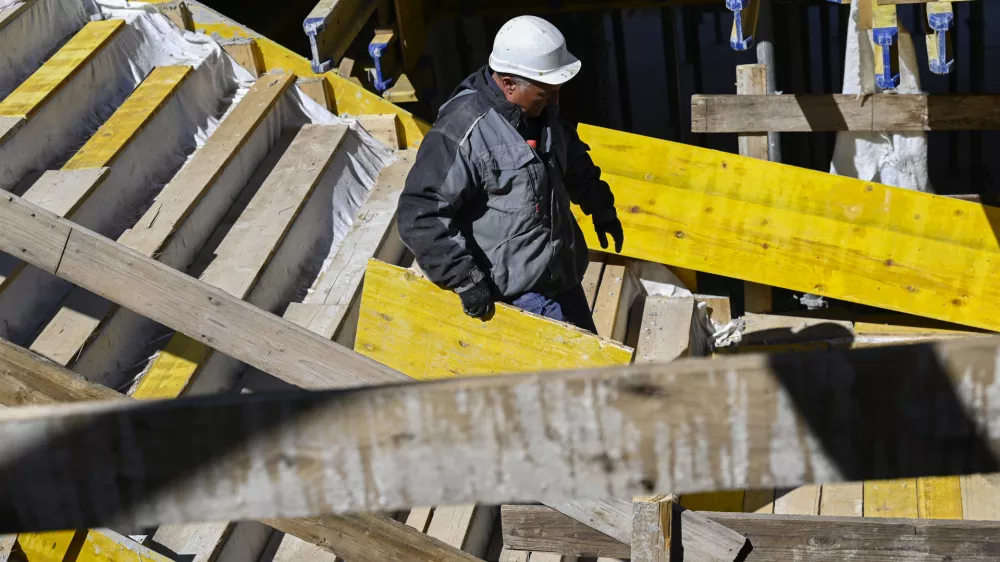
[397,15,623,334]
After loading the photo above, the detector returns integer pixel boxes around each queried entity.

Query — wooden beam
[29,73,295,367]
[0,116,23,144]
[0,20,124,119]
[5,334,1000,529]
[132,124,350,399]
[304,0,379,71]
[63,66,192,169]
[691,94,1000,132]
[591,257,644,342]
[158,0,195,32]
[576,124,1000,333]
[354,259,634,378]
[297,77,331,110]
[502,505,1000,560]
[0,338,476,562]
[221,37,264,77]
[357,114,402,150]
[631,495,672,562]
[0,188,406,390]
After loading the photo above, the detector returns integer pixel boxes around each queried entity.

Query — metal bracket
[727,0,759,51]
[368,32,395,93]
[926,2,955,75]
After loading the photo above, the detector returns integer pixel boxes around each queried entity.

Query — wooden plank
[918,476,964,519]
[736,64,772,314]
[0,0,34,33]
[304,0,379,69]
[818,482,863,516]
[63,66,191,170]
[741,313,854,346]
[405,508,433,533]
[691,94,1000,132]
[265,515,480,562]
[20,169,110,218]
[499,548,531,562]
[864,479,919,518]
[634,297,698,364]
[544,500,631,545]
[576,124,1000,333]
[132,124,349,399]
[357,114,401,150]
[158,0,195,32]
[7,334,1000,529]
[0,20,124,118]
[0,189,406,390]
[504,505,1000,560]
[355,260,634,378]
[592,257,643,341]
[268,533,341,562]
[282,151,413,345]
[0,116,23,144]
[297,78,330,110]
[961,474,1000,520]
[773,486,820,515]
[632,495,671,562]
[221,38,264,77]
[425,505,495,557]
[581,256,606,310]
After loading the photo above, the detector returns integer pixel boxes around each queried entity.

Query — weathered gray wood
[676,508,748,562]
[505,504,1000,560]
[741,313,855,345]
[545,500,630,544]
[0,116,24,145]
[0,188,406,390]
[691,94,1000,132]
[1,334,1000,531]
[21,168,110,217]
[632,495,672,562]
[0,339,476,562]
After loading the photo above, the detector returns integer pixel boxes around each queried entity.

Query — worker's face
[498,75,561,118]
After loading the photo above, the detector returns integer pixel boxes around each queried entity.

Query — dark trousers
[509,284,598,334]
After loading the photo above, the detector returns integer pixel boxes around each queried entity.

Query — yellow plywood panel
[188,22,429,149]
[63,66,191,170]
[75,529,174,562]
[864,479,918,518]
[355,260,634,380]
[0,21,124,118]
[16,530,78,562]
[679,491,745,513]
[917,476,963,519]
[570,167,1000,333]
[131,333,208,400]
[577,124,1000,255]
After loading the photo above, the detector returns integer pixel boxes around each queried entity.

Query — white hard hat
[489,15,582,85]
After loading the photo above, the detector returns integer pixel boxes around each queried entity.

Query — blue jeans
[510,284,598,334]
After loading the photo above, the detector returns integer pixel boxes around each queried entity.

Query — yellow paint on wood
[355,259,634,380]
[679,491,745,513]
[131,334,208,400]
[187,22,430,149]
[63,66,191,170]
[570,130,1000,332]
[864,479,918,518]
[0,21,124,118]
[917,476,963,519]
[16,530,78,562]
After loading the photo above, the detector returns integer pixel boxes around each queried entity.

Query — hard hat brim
[489,52,582,86]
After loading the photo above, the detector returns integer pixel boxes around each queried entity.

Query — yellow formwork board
[63,66,192,170]
[571,168,1000,333]
[131,333,208,400]
[354,259,634,380]
[0,21,125,118]
[170,20,430,149]
[17,529,173,562]
[864,479,918,518]
[918,475,964,519]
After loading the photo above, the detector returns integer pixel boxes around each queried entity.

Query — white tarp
[830,0,931,192]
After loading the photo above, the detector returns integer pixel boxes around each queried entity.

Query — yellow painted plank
[864,479,918,518]
[63,66,191,170]
[187,22,430,149]
[16,530,78,562]
[679,491,745,513]
[131,333,208,400]
[75,529,174,562]
[917,476,963,519]
[0,21,124,118]
[355,260,634,380]
[569,160,1000,333]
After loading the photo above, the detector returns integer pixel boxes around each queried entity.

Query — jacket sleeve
[397,130,484,291]
[561,121,618,224]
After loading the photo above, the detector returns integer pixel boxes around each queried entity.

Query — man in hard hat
[397,15,623,334]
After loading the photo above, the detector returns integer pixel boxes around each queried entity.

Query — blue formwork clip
[927,4,955,75]
[727,0,757,51]
[873,26,900,90]
[304,16,332,74]
[368,36,395,93]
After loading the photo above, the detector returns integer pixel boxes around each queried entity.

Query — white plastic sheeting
[830,0,931,192]
[0,0,92,99]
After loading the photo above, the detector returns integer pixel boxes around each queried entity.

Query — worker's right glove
[457,276,495,319]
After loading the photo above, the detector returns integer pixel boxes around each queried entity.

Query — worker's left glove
[456,271,495,319]
[594,215,624,254]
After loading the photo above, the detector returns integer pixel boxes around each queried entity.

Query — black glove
[595,216,624,253]
[457,278,494,319]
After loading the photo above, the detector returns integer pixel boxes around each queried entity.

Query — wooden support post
[158,0,195,32]
[221,37,265,77]
[297,77,331,110]
[736,64,772,314]
[631,495,672,562]
[592,257,645,342]
[357,114,402,149]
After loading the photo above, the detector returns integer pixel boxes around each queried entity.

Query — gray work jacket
[397,66,617,299]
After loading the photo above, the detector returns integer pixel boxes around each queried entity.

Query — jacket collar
[450,65,524,128]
